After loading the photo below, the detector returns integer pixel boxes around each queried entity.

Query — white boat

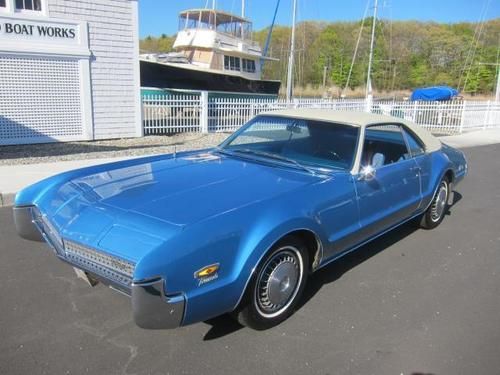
[140,8,280,96]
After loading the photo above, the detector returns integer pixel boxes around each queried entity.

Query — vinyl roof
[260,109,442,153]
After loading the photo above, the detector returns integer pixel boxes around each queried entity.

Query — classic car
[13,109,467,330]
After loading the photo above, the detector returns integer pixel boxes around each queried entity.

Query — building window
[224,55,240,71]
[0,0,6,8]
[16,0,42,11]
[242,59,256,73]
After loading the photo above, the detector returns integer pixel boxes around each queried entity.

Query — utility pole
[286,0,297,102]
[366,0,378,102]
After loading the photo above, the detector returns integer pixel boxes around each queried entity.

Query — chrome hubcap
[431,181,448,222]
[255,247,303,318]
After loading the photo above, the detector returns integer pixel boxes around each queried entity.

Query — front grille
[31,207,136,289]
[64,240,135,287]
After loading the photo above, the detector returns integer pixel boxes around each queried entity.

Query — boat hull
[140,60,281,96]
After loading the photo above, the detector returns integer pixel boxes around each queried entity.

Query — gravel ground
[0,133,231,166]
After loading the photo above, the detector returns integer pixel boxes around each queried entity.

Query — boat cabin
[178,9,253,39]
[172,9,263,79]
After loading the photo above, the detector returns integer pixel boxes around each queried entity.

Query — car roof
[260,108,442,153]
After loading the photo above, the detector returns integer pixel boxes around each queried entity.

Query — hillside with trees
[140,18,500,98]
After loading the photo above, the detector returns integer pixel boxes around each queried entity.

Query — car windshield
[219,115,359,172]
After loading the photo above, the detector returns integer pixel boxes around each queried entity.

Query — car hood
[30,151,325,263]
[76,152,319,224]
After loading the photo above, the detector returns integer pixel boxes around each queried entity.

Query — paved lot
[1,144,499,375]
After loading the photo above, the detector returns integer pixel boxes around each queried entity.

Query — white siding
[48,0,141,139]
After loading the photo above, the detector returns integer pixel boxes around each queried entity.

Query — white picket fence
[142,94,500,135]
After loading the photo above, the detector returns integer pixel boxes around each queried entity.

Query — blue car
[13,110,467,330]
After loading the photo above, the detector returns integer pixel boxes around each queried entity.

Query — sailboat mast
[366,0,378,99]
[286,0,298,102]
[212,0,216,10]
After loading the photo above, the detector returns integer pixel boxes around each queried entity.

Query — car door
[354,124,422,240]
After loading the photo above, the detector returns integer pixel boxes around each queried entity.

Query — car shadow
[202,191,463,340]
[446,191,462,216]
[298,190,463,311]
[202,314,244,340]
[297,221,419,312]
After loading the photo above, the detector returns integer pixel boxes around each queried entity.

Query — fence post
[484,100,491,130]
[200,91,209,134]
[365,96,372,113]
[459,101,466,134]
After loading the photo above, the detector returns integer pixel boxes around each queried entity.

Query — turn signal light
[194,264,219,279]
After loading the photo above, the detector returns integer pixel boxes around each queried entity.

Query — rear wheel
[235,236,309,330]
[420,177,450,229]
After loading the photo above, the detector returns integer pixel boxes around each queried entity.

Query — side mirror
[359,165,376,181]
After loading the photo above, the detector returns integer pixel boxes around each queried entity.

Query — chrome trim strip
[315,212,422,272]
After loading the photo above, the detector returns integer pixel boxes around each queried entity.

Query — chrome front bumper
[131,278,185,329]
[13,206,44,242]
[13,205,186,329]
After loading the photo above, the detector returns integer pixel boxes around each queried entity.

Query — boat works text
[0,21,76,39]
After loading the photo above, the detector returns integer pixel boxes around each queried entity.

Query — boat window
[218,21,242,38]
[199,12,216,30]
[187,16,198,29]
[224,56,241,71]
[179,10,253,39]
[15,0,42,11]
[242,59,256,73]
[216,19,252,39]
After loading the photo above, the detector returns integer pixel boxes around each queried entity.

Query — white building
[0,0,141,145]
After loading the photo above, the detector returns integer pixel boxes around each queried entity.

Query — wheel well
[282,229,322,272]
[445,169,454,183]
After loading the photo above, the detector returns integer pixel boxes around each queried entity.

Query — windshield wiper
[230,148,317,175]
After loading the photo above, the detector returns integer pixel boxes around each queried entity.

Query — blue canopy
[410,86,459,101]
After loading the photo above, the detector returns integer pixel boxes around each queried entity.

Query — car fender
[178,215,325,326]
[141,199,327,326]
[230,215,326,304]
[418,150,454,209]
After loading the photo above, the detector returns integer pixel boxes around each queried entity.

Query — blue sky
[139,0,500,37]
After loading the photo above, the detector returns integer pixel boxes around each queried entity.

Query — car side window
[403,129,425,157]
[361,124,410,168]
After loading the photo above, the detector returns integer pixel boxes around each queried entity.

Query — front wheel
[235,236,309,330]
[420,177,450,229]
